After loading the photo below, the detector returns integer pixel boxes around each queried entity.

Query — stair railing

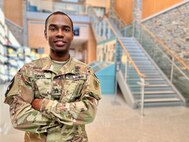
[132,21,189,103]
[90,9,146,113]
[106,17,147,114]
[5,19,23,45]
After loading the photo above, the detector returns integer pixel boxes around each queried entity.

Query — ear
[44,30,47,39]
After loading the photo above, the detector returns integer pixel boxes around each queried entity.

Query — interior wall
[85,0,110,13]
[142,0,183,19]
[114,0,133,24]
[4,0,23,27]
[28,20,49,54]
[29,0,53,11]
[87,25,96,63]
[113,0,183,24]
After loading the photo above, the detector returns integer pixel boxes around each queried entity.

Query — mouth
[54,40,67,47]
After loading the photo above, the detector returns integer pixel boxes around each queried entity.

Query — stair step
[133,62,151,65]
[145,75,162,81]
[134,94,177,99]
[147,84,170,87]
[130,53,145,56]
[131,88,174,93]
[129,84,169,87]
[137,68,156,71]
[128,71,160,75]
[143,98,181,103]
[126,50,143,52]
[125,46,139,49]
[127,77,165,81]
[127,77,163,80]
[134,60,151,63]
[117,37,184,108]
[138,101,183,107]
[133,90,175,95]
[132,56,149,59]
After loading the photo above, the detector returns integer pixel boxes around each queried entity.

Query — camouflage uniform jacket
[4,56,101,142]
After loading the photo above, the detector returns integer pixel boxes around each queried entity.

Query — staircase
[118,37,185,107]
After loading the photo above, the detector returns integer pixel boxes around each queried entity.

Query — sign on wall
[73,26,80,36]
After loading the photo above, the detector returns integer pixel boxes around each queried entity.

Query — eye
[49,26,56,32]
[64,27,71,32]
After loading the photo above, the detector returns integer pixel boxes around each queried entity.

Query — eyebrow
[48,24,71,29]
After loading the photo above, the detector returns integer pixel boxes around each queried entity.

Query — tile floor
[1,83,189,142]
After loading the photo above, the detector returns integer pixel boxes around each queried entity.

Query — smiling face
[44,13,74,61]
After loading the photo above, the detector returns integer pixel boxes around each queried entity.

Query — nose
[56,29,64,37]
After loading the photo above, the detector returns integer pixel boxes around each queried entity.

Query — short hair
[44,11,73,32]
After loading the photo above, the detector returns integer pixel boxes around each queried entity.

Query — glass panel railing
[5,19,23,45]
[120,25,133,37]
[27,0,88,15]
[132,21,189,103]
[27,0,106,18]
[109,8,126,31]
[116,42,141,93]
[90,10,145,110]
[91,18,115,42]
[172,66,189,101]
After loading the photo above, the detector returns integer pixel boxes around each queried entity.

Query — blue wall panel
[96,64,115,95]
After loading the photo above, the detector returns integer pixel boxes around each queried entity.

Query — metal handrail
[141,24,189,72]
[105,17,144,78]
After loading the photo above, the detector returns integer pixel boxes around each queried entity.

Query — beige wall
[142,0,183,18]
[114,0,133,25]
[4,0,23,26]
[73,23,89,40]
[85,0,110,13]
[29,0,53,11]
[28,20,49,54]
[113,0,183,24]
[86,25,96,63]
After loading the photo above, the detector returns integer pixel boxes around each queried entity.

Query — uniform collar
[42,56,79,75]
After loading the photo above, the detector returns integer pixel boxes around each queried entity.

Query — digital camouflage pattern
[4,56,101,142]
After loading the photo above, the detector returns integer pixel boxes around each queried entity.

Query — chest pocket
[60,74,87,103]
[34,73,52,98]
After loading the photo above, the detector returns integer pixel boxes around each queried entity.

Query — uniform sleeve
[41,69,101,126]
[4,66,61,133]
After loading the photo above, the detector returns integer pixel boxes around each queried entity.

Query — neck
[50,51,70,61]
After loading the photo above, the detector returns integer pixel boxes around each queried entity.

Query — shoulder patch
[5,77,15,97]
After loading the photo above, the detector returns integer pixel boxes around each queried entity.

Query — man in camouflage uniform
[4,11,101,142]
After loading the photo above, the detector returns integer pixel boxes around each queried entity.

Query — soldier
[4,11,101,142]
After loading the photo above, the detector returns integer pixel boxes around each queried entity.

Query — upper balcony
[26,0,105,23]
